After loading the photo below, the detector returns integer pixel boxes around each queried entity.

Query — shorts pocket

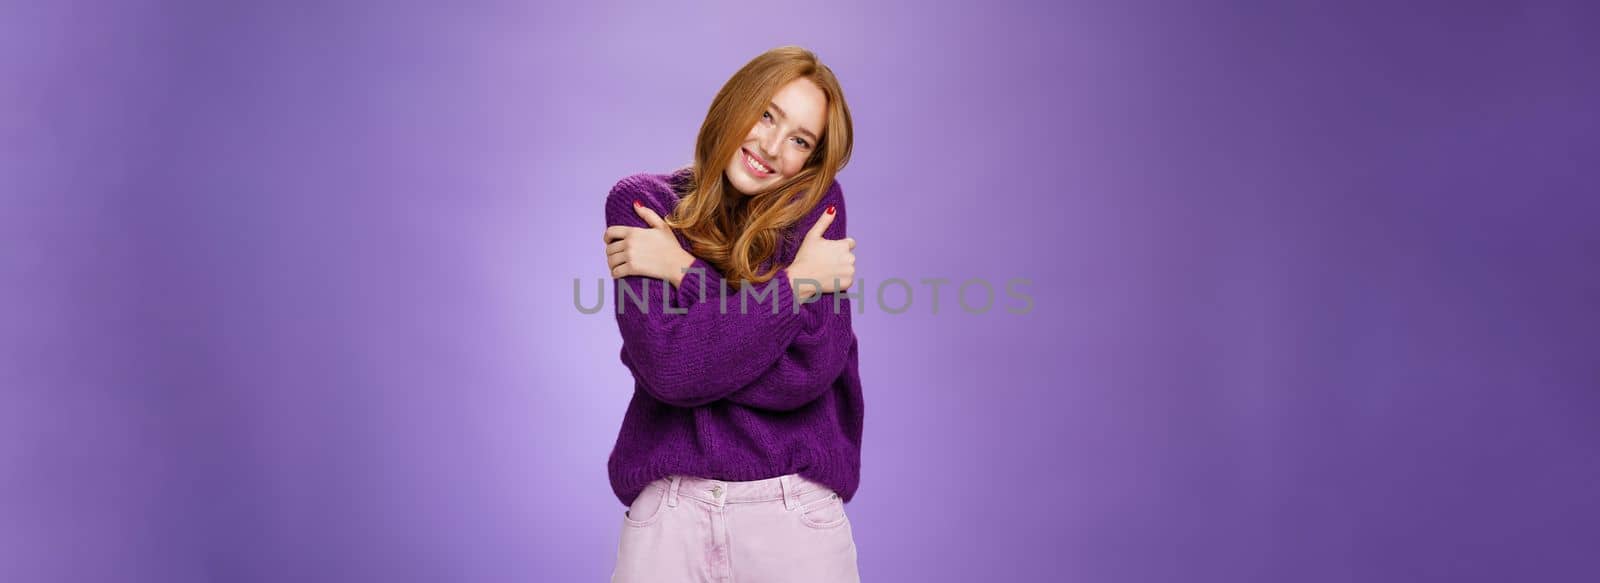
[796,486,849,529]
[623,482,668,527]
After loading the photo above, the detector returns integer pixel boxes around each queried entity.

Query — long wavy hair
[665,46,854,289]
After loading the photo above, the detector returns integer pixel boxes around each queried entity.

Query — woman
[600,46,863,582]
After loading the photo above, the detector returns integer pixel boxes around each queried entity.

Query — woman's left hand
[604,201,697,287]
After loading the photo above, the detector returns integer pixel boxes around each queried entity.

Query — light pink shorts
[610,473,860,583]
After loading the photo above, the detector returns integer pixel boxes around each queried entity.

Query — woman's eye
[761,111,773,122]
[792,137,810,148]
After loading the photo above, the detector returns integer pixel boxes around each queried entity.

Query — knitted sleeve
[720,286,854,411]
[604,174,853,409]
[721,186,854,411]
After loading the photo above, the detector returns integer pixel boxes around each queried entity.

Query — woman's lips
[742,148,774,177]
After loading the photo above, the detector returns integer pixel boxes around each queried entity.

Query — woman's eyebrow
[769,101,820,143]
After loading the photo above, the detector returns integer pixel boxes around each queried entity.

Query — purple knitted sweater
[604,168,864,508]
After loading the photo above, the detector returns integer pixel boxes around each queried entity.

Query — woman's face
[725,77,827,196]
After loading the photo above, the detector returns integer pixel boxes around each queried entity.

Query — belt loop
[667,475,681,508]
[781,474,798,511]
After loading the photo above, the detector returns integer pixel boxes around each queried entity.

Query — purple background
[5,1,1598,581]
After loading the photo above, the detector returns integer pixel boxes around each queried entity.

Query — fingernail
[634,200,642,207]
[825,205,836,215]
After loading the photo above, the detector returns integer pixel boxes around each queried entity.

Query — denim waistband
[660,473,832,511]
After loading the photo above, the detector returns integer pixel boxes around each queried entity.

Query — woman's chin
[725,171,769,196]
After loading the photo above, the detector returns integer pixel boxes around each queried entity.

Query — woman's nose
[758,132,781,159]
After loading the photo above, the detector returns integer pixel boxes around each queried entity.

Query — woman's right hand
[787,205,856,301]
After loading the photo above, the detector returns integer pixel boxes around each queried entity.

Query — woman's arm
[604,174,852,408]
[721,288,855,411]
[719,184,856,411]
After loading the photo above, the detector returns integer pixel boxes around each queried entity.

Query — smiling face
[725,77,828,196]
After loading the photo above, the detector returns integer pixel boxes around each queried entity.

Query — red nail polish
[634,200,642,207]
[825,205,836,215]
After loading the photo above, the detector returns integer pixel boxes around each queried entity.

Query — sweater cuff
[672,256,716,306]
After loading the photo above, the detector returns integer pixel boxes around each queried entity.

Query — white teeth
[747,151,771,174]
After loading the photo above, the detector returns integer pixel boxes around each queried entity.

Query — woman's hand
[787,205,856,301]
[605,201,697,287]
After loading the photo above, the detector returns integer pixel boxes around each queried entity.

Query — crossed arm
[602,177,855,411]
